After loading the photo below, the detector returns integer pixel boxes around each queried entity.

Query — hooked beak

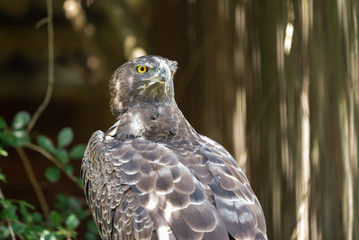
[140,60,177,100]
[157,61,172,83]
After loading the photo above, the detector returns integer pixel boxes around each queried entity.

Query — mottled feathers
[81,55,267,240]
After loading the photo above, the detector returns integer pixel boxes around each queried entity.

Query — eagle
[81,55,267,240]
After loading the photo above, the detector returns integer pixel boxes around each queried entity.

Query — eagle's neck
[110,101,193,141]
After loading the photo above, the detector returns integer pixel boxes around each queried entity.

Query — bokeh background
[1,0,359,239]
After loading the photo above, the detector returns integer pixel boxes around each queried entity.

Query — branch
[15,147,49,217]
[21,0,54,218]
[26,0,54,134]
[26,143,80,186]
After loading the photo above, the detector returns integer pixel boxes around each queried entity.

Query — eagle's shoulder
[82,132,156,239]
[81,130,105,184]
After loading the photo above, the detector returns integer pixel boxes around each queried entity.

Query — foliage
[0,112,98,239]
[36,127,86,184]
[0,0,100,238]
[0,112,31,151]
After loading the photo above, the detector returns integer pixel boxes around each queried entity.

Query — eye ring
[136,66,148,74]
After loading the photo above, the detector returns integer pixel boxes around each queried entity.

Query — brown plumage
[81,55,267,240]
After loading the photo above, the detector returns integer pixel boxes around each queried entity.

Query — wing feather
[198,135,267,240]
[82,131,154,240]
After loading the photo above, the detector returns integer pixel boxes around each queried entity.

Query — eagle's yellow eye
[137,66,148,73]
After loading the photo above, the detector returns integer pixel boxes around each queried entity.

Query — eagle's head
[109,55,178,116]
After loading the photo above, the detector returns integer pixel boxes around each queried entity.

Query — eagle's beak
[158,62,171,83]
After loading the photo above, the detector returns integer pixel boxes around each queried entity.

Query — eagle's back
[81,104,267,240]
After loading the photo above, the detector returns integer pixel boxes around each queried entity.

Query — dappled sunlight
[310,140,321,240]
[284,23,294,55]
[63,0,81,19]
[277,19,292,187]
[233,3,247,173]
[124,35,147,60]
[284,2,295,55]
[130,47,146,59]
[295,1,311,239]
[297,76,310,240]
[300,0,313,42]
[233,88,247,172]
[86,55,100,70]
[337,1,359,240]
[339,99,354,240]
[63,0,86,31]
[63,0,96,38]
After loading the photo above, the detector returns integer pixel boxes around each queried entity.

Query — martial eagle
[81,55,267,240]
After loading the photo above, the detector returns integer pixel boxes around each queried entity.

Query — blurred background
[0,0,358,239]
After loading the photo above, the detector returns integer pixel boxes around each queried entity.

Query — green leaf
[0,199,18,221]
[0,147,8,157]
[85,232,98,240]
[18,200,34,210]
[68,197,86,219]
[0,167,6,183]
[44,233,58,240]
[0,129,29,147]
[49,211,61,228]
[19,201,33,223]
[37,135,56,154]
[66,214,79,230]
[64,165,74,175]
[69,144,86,159]
[3,206,18,221]
[55,149,69,163]
[22,225,44,240]
[0,226,11,239]
[0,173,6,183]
[58,127,73,148]
[11,223,25,236]
[13,129,27,138]
[0,131,15,147]
[55,194,68,208]
[0,117,7,129]
[45,166,60,183]
[76,177,83,188]
[12,129,30,147]
[32,212,43,223]
[12,111,31,130]
[86,219,98,233]
[0,198,10,206]
[40,229,58,240]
